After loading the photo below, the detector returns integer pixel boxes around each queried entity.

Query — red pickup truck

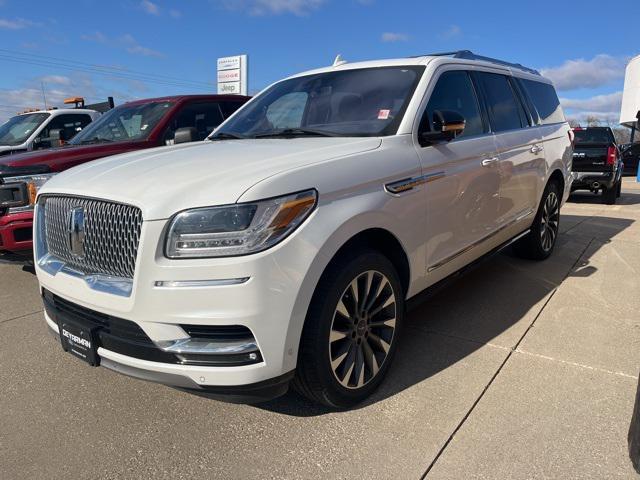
[0,94,249,252]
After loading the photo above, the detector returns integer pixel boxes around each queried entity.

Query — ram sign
[217,55,248,96]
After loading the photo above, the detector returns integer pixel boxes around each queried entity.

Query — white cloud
[0,17,37,30]
[140,0,159,15]
[40,75,72,86]
[440,25,461,39]
[82,31,164,58]
[560,91,623,123]
[381,32,409,43]
[120,34,164,57]
[81,31,108,43]
[217,0,326,16]
[169,9,182,18]
[540,55,627,91]
[560,91,623,113]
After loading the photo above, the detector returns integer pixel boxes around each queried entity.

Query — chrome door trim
[385,171,445,195]
[427,208,534,272]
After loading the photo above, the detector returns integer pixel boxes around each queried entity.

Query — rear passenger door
[474,72,544,227]
[414,69,501,274]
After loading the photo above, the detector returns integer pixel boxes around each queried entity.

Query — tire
[602,183,617,205]
[616,180,622,198]
[513,181,561,260]
[293,249,404,408]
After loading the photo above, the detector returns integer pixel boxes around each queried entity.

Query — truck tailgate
[572,143,610,172]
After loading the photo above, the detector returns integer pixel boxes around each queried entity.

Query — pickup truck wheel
[513,181,560,260]
[602,184,617,205]
[616,180,622,198]
[293,250,404,408]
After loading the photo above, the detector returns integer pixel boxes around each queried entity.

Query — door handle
[531,145,543,154]
[481,157,499,167]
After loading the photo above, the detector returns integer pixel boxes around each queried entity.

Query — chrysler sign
[217,55,248,95]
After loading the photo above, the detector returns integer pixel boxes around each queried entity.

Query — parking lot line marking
[513,349,638,380]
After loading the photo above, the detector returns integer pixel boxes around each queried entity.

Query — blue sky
[0,0,637,123]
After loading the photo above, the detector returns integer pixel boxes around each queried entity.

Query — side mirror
[174,127,198,145]
[420,110,466,146]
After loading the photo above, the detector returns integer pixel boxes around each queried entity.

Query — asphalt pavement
[1,178,639,479]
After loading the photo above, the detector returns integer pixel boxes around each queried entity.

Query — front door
[414,69,501,274]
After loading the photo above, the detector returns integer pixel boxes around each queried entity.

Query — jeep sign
[217,55,248,95]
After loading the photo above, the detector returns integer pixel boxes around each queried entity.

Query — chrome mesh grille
[43,196,143,279]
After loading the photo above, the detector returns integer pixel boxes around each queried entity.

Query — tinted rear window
[476,72,526,133]
[573,129,615,144]
[521,79,565,125]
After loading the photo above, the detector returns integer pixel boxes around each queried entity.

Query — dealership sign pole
[217,55,248,96]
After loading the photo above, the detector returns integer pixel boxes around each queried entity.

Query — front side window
[520,79,565,125]
[36,114,93,145]
[477,72,526,133]
[420,70,484,139]
[0,113,49,146]
[70,101,173,145]
[214,66,424,138]
[165,102,225,143]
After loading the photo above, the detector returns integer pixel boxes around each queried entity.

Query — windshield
[574,129,615,145]
[0,113,50,146]
[214,66,424,139]
[70,101,173,145]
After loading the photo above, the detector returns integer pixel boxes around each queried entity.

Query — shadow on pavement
[0,250,35,275]
[568,190,640,206]
[256,213,634,417]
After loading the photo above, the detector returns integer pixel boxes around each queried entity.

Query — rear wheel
[616,180,622,198]
[513,181,561,260]
[293,250,404,408]
[602,182,618,204]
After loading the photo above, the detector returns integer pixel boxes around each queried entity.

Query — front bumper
[35,215,322,394]
[45,314,294,402]
[0,211,33,252]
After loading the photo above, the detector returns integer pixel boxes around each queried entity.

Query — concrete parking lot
[1,178,639,480]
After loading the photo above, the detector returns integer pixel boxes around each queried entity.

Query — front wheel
[513,181,561,260]
[293,250,404,408]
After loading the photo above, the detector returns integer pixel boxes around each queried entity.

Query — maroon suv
[0,94,249,252]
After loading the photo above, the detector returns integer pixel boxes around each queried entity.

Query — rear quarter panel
[541,122,573,205]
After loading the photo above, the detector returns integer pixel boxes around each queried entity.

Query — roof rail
[418,50,541,76]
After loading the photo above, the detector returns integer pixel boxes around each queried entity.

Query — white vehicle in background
[34,51,572,408]
[0,97,110,156]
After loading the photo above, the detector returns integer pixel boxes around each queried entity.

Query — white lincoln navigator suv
[34,51,572,407]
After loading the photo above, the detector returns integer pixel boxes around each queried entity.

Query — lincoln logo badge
[68,206,86,258]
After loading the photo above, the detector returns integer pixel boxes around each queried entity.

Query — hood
[40,137,382,220]
[0,141,151,172]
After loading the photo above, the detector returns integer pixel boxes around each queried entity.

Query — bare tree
[586,115,601,127]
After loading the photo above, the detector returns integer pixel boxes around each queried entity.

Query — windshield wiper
[253,128,338,139]
[209,132,247,141]
[78,136,113,145]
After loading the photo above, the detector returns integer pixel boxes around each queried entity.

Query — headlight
[165,189,317,258]
[5,173,57,212]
